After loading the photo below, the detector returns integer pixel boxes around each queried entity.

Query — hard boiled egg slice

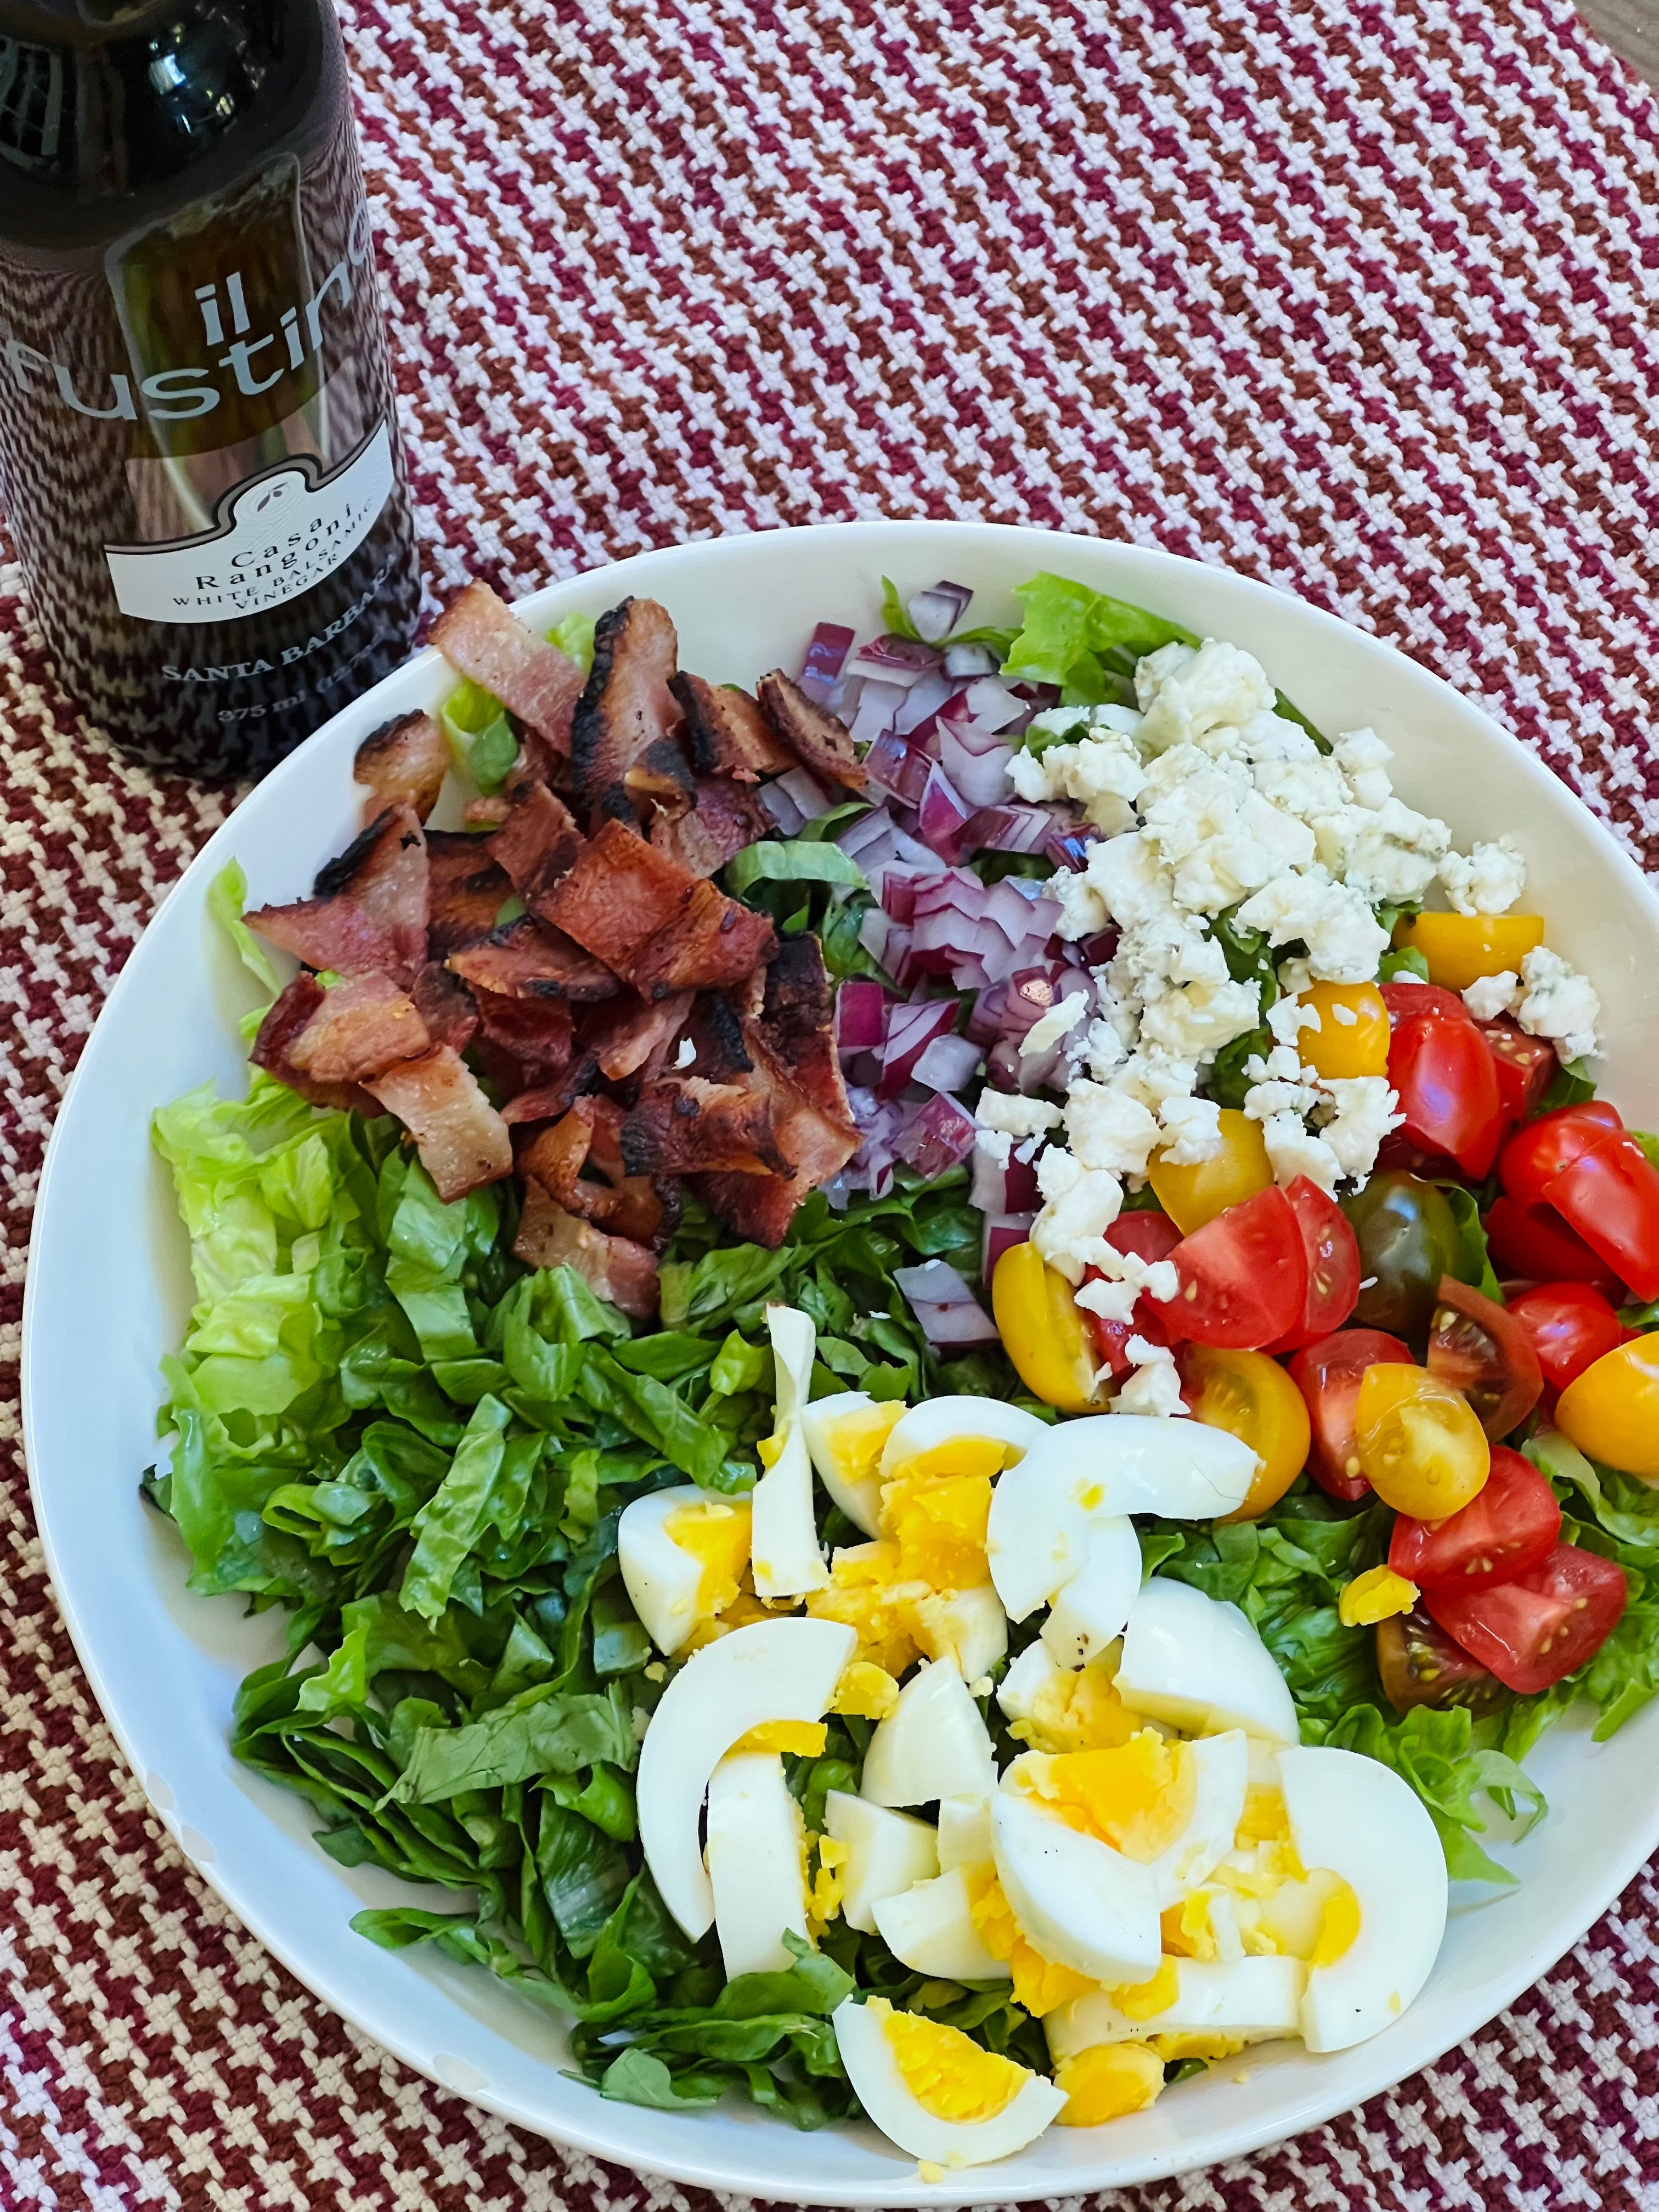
[617,1485,751,1657]
[800,1391,905,1536]
[1277,1744,1448,2052]
[1142,1730,1250,1908]
[991,1413,1257,1534]
[907,1582,1007,1683]
[860,1657,997,1807]
[990,1787,1161,1985]
[705,1751,810,1978]
[1039,1520,1144,1668]
[879,1396,1049,1483]
[935,1791,994,1872]
[637,1615,856,1938]
[1045,1954,1308,2056]
[833,1996,1065,2168]
[1115,1578,1299,1743]
[872,1865,1011,1982]
[752,1305,828,1598]
[823,1792,939,1933]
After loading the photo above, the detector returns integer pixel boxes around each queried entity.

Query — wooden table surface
[1581,0,1659,75]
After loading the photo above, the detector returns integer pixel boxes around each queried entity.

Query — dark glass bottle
[0,0,421,778]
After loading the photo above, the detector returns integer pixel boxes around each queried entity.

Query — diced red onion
[878,997,960,1098]
[852,633,941,681]
[912,1032,983,1092]
[1079,927,1120,967]
[893,1259,1001,1348]
[958,674,1023,732]
[760,779,808,836]
[963,802,1054,854]
[893,670,957,738]
[937,724,1015,809]
[798,622,855,702]
[1045,819,1099,871]
[865,726,933,807]
[857,906,891,968]
[982,1211,1035,1279]
[849,678,910,749]
[907,580,974,643]
[896,1091,978,1178]
[777,765,832,821]
[836,978,894,1052]
[944,641,998,679]
[917,763,973,861]
[879,869,922,924]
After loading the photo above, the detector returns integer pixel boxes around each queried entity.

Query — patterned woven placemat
[7,1,1659,2204]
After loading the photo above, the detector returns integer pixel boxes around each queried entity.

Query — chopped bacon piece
[623,1076,787,1176]
[676,991,754,1083]
[583,989,694,1082]
[488,781,583,897]
[757,935,859,1132]
[586,1095,629,1183]
[426,830,511,958]
[500,1066,598,1126]
[671,671,793,782]
[462,794,514,828]
[430,581,583,755]
[251,975,378,1113]
[353,711,449,825]
[247,805,428,985]
[571,598,692,819]
[470,986,574,1070]
[518,1102,672,1247]
[519,1100,596,1204]
[287,972,432,1083]
[692,1167,807,1249]
[365,1046,514,1200]
[756,669,867,791]
[540,817,776,998]
[446,915,617,1002]
[410,963,479,1056]
[651,775,770,877]
[513,1183,659,1317]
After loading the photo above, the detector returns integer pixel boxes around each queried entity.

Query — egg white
[833,1998,1066,2167]
[909,1581,1008,1683]
[616,1485,745,1658]
[1046,1954,1308,2055]
[1115,1577,1299,1743]
[705,1751,811,1978]
[824,1792,939,1934]
[991,1413,1257,1531]
[1142,1729,1250,1907]
[636,1616,856,1938]
[860,1657,997,1808]
[872,1864,1011,1983]
[800,1390,888,1535]
[751,1305,828,1598]
[879,1396,1049,1481]
[990,1786,1161,1985]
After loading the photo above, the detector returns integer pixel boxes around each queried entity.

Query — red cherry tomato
[1478,1019,1558,1127]
[1425,1542,1628,1695]
[1288,1327,1414,1501]
[1483,1195,1626,1296]
[1506,1281,1629,1393]
[1380,981,1474,1027]
[1080,1214,1184,1375]
[1387,1013,1504,1181]
[1266,1176,1361,1353]
[1542,1136,1659,1305]
[1388,1445,1561,1593]
[1499,1103,1624,1210]
[1105,1214,1183,1265]
[1425,1276,1543,1440]
[1160,1187,1309,1350]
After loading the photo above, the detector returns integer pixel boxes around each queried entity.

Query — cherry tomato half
[1344,1170,1465,1340]
[1543,1136,1659,1305]
[1426,1276,1543,1440]
[1387,1444,1561,1592]
[1396,912,1544,991]
[1080,1216,1182,1376]
[1376,1606,1508,1717]
[1500,1103,1624,1211]
[1300,980,1390,1082]
[1288,1327,1414,1501]
[1267,1176,1362,1354]
[1180,1345,1312,1522]
[1426,1542,1629,1695]
[1148,1108,1273,1235]
[992,1242,1100,1413]
[1555,1334,1659,1481]
[1483,1194,1626,1296]
[1506,1282,1628,1393]
[1388,1012,1504,1181]
[1353,1363,1491,1518]
[1161,1186,1309,1350]
[1479,1018,1558,1127]
[1380,981,1474,1027]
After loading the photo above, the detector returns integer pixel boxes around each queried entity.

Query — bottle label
[104,417,393,624]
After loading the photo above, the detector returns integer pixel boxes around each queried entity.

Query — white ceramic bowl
[24,522,1659,2205]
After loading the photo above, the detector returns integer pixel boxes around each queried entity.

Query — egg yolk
[1053,2042,1165,2126]
[805,1543,926,1675]
[1008,1653,1139,1755]
[734,1720,828,1757]
[880,1465,994,1589]
[1104,1957,1179,2022]
[808,1833,848,1927]
[1019,1735,1197,1862]
[662,1497,753,1619]
[831,1659,901,1719]
[819,1399,907,1486]
[1310,1878,1362,1967]
[680,1579,775,1652]
[966,1869,1094,2018]
[1337,1564,1419,1628]
[1149,2030,1247,2062]
[884,1435,1015,1487]
[1161,1893,1218,1961]
[871,1997,1029,2123]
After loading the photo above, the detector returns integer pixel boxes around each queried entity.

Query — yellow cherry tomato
[1354,1363,1490,1517]
[1148,1108,1273,1235]
[1556,1336,1659,1482]
[1300,980,1390,1081]
[991,1241,1100,1413]
[1395,912,1545,991]
[1182,1345,1312,1521]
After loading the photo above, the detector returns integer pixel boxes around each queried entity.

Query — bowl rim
[22,517,1659,2205]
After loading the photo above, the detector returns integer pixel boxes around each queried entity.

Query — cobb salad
[146,566,1659,2175]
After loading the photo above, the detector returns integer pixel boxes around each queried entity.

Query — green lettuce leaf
[391,1681,639,1802]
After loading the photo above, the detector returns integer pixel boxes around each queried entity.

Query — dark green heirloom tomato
[1341,1171,1463,1340]
[1376,1606,1508,1719]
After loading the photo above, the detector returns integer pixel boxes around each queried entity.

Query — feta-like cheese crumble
[1516,946,1600,1063]
[1438,837,1526,917]
[1462,970,1520,1023]
[1114,1339,1187,1417]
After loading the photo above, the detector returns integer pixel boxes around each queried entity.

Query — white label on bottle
[103,420,393,625]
